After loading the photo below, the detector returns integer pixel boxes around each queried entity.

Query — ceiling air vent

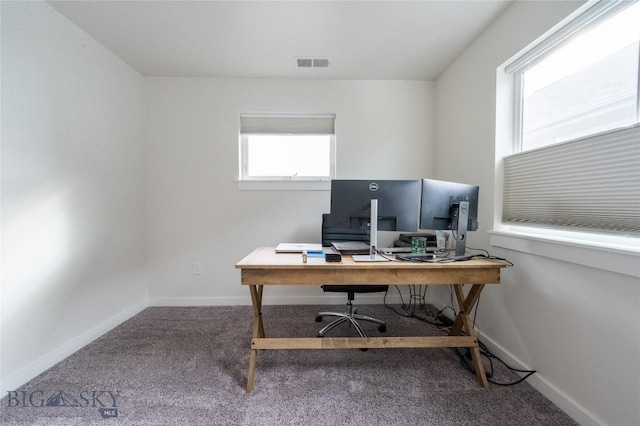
[295,57,330,69]
[312,58,330,68]
[297,58,313,68]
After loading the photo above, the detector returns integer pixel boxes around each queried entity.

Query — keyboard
[397,253,475,262]
[396,253,435,261]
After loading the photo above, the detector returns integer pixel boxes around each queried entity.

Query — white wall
[435,1,640,425]
[7,3,634,425]
[1,1,148,392]
[146,78,435,305]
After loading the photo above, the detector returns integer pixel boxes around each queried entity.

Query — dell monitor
[330,179,420,261]
[420,179,479,258]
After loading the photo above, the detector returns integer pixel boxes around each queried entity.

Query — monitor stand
[352,199,390,262]
[352,254,389,262]
[448,200,470,261]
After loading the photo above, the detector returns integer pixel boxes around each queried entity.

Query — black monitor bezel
[419,178,479,231]
[329,179,420,233]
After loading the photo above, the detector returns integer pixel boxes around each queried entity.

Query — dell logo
[368,183,379,192]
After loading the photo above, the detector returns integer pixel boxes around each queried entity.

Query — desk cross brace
[245,283,488,392]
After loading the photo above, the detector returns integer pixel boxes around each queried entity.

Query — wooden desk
[236,247,506,392]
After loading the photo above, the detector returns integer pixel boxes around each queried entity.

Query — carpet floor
[0,305,577,425]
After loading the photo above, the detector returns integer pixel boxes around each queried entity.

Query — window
[239,114,336,183]
[502,0,640,237]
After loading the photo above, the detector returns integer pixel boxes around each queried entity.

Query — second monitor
[420,178,479,258]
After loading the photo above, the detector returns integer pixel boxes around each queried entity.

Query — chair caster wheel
[360,348,368,352]
[378,325,387,332]
[315,316,323,322]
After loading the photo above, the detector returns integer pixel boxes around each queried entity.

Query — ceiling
[48,0,513,80]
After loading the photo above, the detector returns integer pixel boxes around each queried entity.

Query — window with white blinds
[503,124,640,235]
[239,114,336,182]
[502,0,640,236]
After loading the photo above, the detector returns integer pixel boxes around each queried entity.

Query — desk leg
[450,284,488,388]
[250,284,265,338]
[247,284,264,393]
[449,284,484,336]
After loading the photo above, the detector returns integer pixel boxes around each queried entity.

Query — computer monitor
[330,179,420,261]
[420,179,479,258]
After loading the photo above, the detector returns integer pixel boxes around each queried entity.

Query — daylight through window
[502,0,640,237]
[520,0,640,151]
[239,114,336,181]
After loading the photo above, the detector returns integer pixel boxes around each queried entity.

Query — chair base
[316,302,386,337]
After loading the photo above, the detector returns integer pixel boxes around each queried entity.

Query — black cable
[373,248,395,261]
[480,340,537,386]
[386,286,408,311]
[437,305,456,320]
[376,235,524,384]
[455,294,537,386]
[355,222,514,267]
[406,284,428,312]
[445,230,514,267]
[384,289,450,329]
[447,229,482,255]
[457,344,537,386]
[450,230,490,257]
[389,287,536,387]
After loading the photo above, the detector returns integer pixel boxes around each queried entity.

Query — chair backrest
[321,213,369,247]
[320,214,388,293]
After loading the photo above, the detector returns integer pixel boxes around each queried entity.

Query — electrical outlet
[193,262,202,275]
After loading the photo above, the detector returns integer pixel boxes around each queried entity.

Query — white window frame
[492,0,640,277]
[506,0,640,151]
[238,113,336,191]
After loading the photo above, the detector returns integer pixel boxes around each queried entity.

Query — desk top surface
[236,247,508,270]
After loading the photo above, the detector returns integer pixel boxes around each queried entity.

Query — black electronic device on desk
[398,232,437,247]
[396,252,474,262]
[325,252,342,262]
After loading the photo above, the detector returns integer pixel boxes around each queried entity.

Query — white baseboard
[148,293,405,307]
[428,293,602,426]
[148,296,253,306]
[0,301,147,395]
[474,328,602,426]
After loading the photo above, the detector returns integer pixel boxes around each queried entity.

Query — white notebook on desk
[275,243,323,253]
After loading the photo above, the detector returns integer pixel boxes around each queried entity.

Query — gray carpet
[0,305,577,425]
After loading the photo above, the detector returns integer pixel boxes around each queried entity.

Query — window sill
[489,227,640,278]
[237,180,330,191]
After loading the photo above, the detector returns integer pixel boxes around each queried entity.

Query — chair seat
[318,214,389,338]
[321,285,389,294]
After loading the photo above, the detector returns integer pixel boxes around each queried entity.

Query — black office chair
[315,214,388,338]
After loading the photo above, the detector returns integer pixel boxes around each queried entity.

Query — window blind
[502,124,640,235]
[240,114,335,135]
